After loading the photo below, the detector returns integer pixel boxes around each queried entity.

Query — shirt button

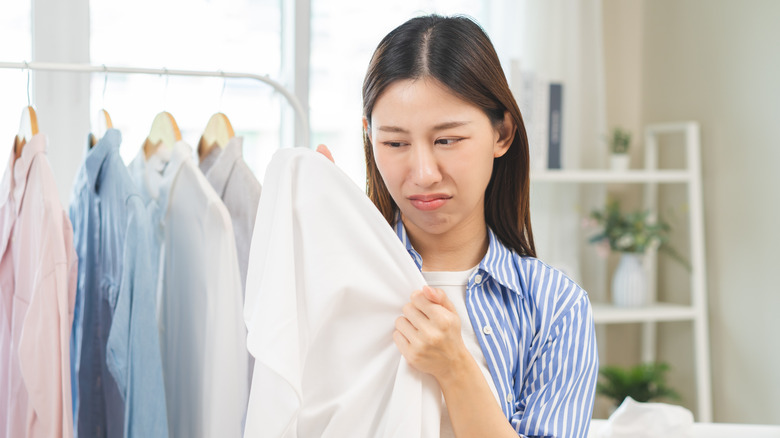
[474,274,483,284]
[482,325,493,335]
[506,393,513,403]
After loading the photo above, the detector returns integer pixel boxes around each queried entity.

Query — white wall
[605,0,780,424]
[600,0,647,414]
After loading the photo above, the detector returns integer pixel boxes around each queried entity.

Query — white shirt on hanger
[243,147,442,438]
[129,141,248,438]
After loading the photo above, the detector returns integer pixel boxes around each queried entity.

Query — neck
[404,212,489,272]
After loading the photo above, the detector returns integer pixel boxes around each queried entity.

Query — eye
[435,138,463,146]
[382,141,407,148]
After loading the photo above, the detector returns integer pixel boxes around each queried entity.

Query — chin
[402,209,453,235]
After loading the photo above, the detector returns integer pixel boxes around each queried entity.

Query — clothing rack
[0,61,310,148]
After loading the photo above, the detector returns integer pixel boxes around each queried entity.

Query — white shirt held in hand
[243,147,442,438]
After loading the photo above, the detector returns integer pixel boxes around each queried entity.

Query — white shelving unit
[530,122,712,422]
[590,303,697,323]
[531,169,691,183]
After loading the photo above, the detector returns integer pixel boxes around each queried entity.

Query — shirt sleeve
[511,294,599,438]
[18,210,77,438]
[106,196,169,438]
[106,198,145,399]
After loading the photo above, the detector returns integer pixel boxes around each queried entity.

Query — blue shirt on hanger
[70,129,168,438]
[394,219,599,438]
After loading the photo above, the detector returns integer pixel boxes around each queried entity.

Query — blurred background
[0,0,777,425]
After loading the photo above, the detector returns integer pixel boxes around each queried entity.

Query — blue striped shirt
[394,221,598,438]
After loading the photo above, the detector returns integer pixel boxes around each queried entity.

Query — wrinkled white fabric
[598,397,694,438]
[244,148,441,438]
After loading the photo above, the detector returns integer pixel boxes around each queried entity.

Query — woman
[320,14,598,438]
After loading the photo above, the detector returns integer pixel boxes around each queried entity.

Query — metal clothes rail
[0,61,310,147]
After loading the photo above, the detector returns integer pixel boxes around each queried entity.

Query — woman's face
[367,78,511,239]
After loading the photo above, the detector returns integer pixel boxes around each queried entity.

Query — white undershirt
[421,268,502,438]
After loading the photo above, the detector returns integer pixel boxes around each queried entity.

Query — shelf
[530,169,691,183]
[592,302,697,324]
[527,123,711,421]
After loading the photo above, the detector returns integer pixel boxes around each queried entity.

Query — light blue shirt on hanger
[70,129,168,438]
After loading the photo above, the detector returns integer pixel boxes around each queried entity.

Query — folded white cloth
[243,148,441,437]
[598,397,694,438]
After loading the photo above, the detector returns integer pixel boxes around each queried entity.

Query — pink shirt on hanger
[0,134,77,438]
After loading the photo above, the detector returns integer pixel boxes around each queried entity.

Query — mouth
[408,193,451,211]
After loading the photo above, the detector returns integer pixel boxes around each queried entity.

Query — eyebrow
[376,121,471,133]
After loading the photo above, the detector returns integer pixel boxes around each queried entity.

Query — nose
[409,144,442,187]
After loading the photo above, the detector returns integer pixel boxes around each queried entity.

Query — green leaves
[589,200,668,253]
[588,200,690,270]
[609,127,631,154]
[596,362,680,406]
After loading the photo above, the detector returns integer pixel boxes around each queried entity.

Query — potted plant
[586,199,689,307]
[596,362,680,410]
[608,127,631,171]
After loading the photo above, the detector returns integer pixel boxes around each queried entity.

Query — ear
[493,111,515,158]
[362,117,372,144]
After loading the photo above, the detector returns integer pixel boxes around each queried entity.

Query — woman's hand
[395,287,520,438]
[393,286,469,382]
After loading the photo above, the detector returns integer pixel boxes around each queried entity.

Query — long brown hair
[362,14,535,257]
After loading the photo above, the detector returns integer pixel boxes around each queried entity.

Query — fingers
[424,286,457,313]
[394,288,465,377]
[402,301,428,329]
[395,315,416,341]
[316,144,335,163]
[392,329,409,353]
[412,288,457,320]
[411,289,438,317]
[422,285,442,304]
[404,289,460,341]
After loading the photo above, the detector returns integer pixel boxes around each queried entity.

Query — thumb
[316,144,335,163]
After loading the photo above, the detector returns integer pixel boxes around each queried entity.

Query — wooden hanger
[198,112,235,160]
[90,109,114,148]
[143,111,181,159]
[14,106,39,159]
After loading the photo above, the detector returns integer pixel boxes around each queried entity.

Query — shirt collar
[199,144,220,175]
[481,227,524,296]
[393,216,424,269]
[0,133,48,215]
[127,147,147,194]
[200,136,243,197]
[393,216,523,297]
[149,140,191,223]
[85,129,121,192]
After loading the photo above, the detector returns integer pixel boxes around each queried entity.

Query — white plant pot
[612,252,647,307]
[610,154,630,171]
